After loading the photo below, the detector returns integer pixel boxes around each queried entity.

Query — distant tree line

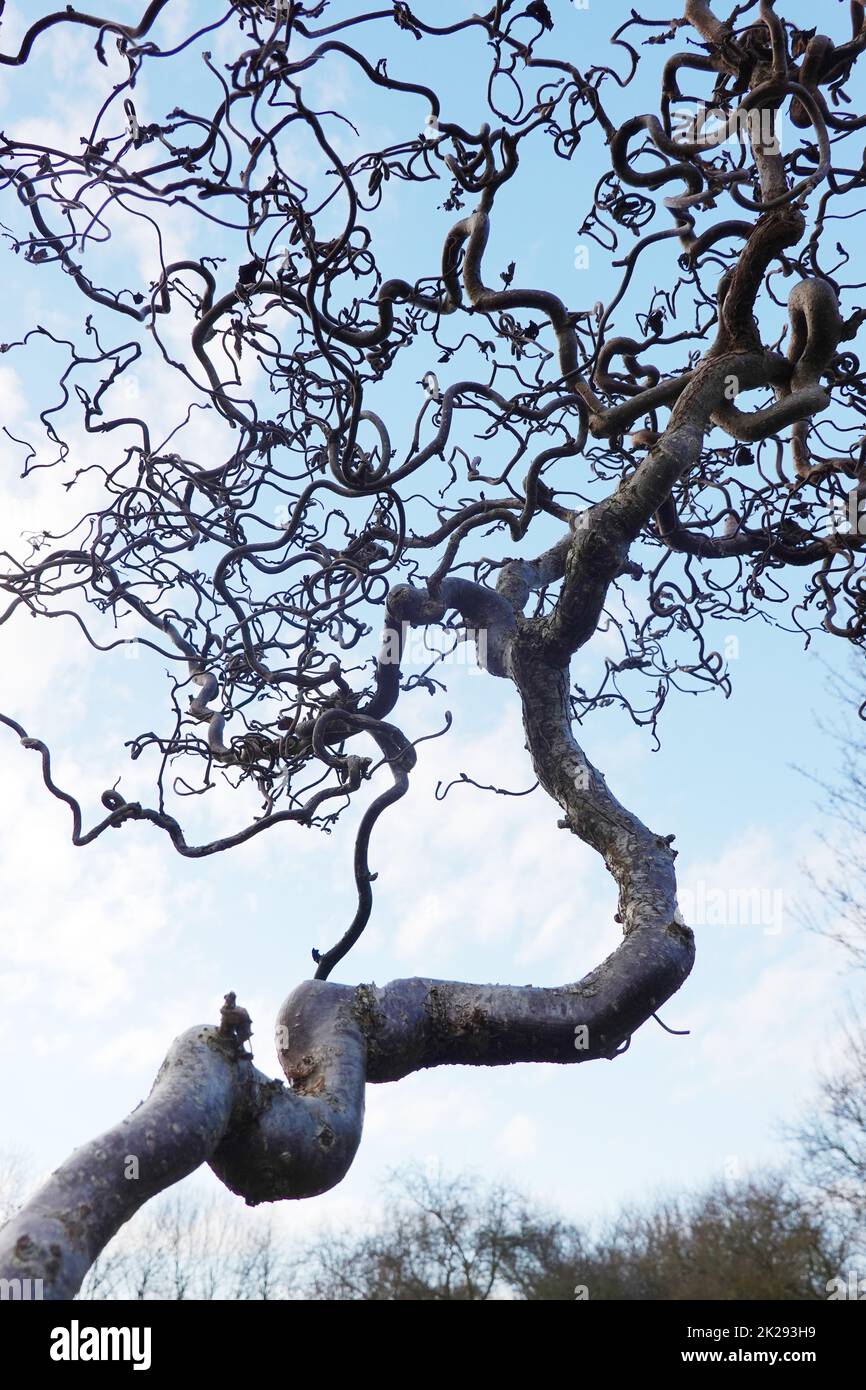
[2,1039,863,1302]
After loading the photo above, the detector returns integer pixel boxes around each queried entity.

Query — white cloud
[370,704,621,981]
[0,748,201,1020]
[365,1076,487,1140]
[0,365,26,421]
[496,1113,538,1160]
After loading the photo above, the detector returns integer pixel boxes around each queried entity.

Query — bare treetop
[1,0,865,1299]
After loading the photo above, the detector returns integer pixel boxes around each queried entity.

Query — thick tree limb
[0,916,694,1299]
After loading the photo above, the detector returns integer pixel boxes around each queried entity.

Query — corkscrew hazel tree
[1,0,865,1297]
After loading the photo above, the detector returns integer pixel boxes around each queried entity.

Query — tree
[0,1146,851,1300]
[1,0,865,1298]
[297,1166,589,1301]
[300,1167,847,1301]
[88,1166,855,1301]
[80,1191,296,1301]
[790,1012,866,1243]
[585,1177,846,1301]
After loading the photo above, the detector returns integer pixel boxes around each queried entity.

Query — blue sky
[0,0,863,1249]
